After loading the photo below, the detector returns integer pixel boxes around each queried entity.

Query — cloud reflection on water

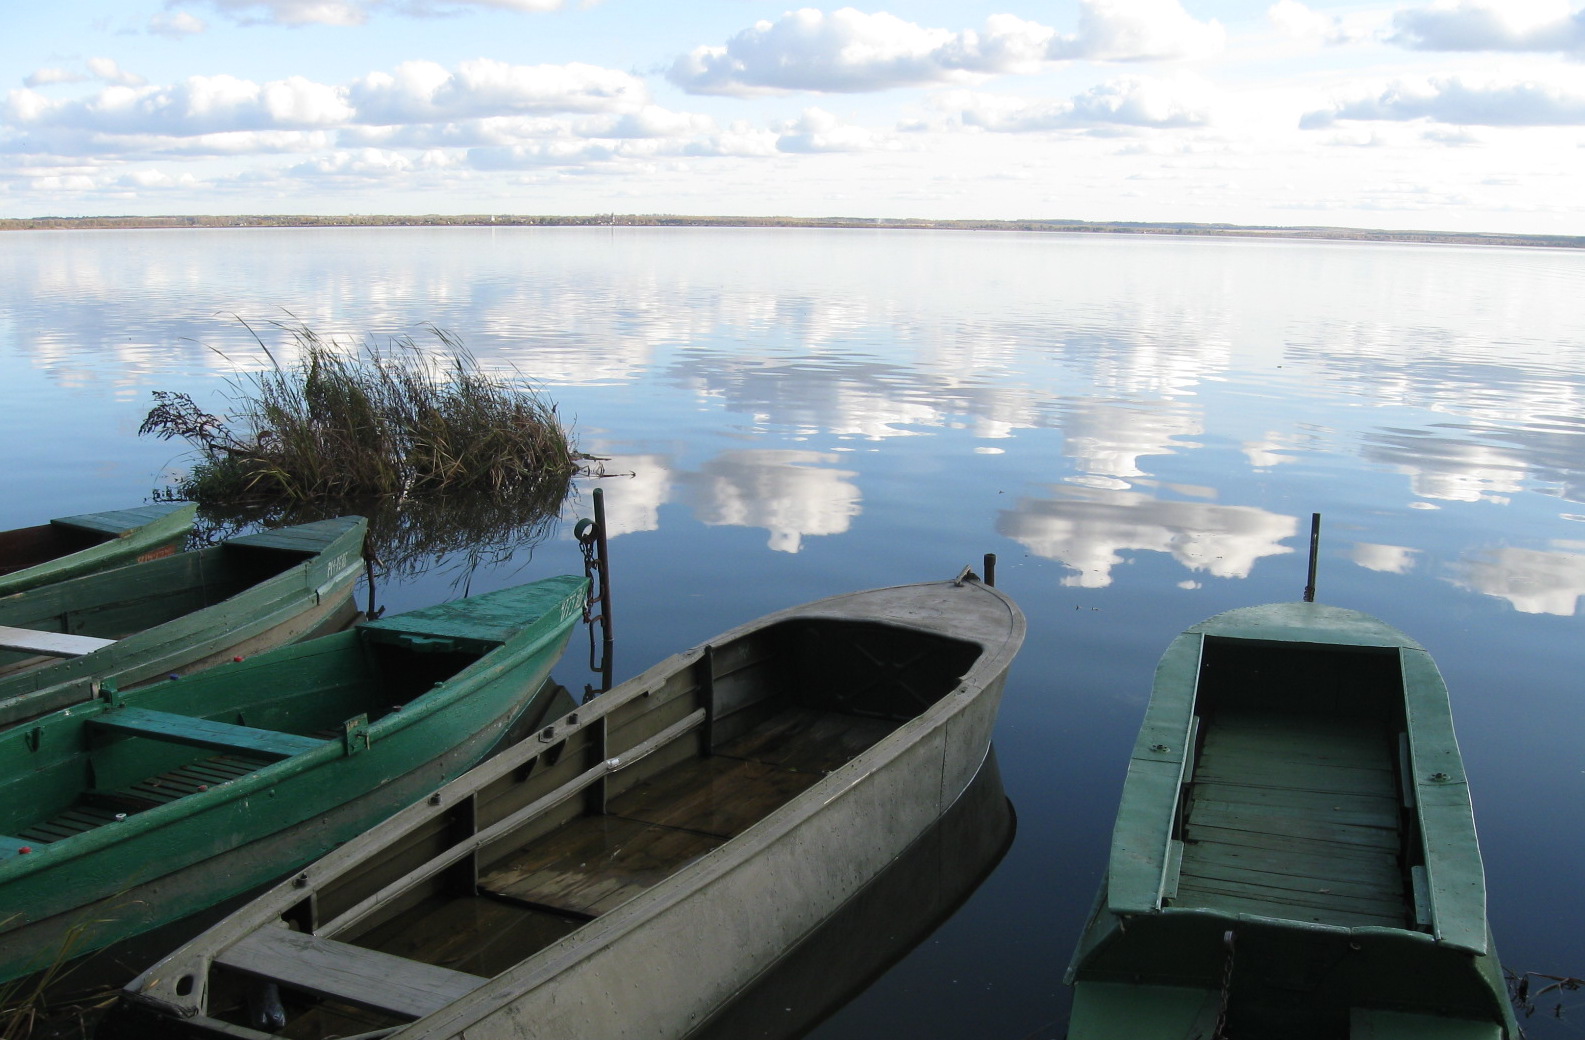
[585,449,859,553]
[996,488,1297,588]
[1448,543,1585,616]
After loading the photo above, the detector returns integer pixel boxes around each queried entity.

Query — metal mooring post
[1303,512,1321,603]
[983,553,997,587]
[577,488,616,696]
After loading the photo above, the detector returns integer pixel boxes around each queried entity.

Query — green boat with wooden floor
[114,571,1023,1040]
[0,517,366,728]
[0,502,197,597]
[1065,601,1517,1040]
[0,574,588,985]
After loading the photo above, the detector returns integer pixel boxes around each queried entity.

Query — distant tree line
[1,213,1580,249]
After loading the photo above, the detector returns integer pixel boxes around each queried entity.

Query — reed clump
[142,323,578,506]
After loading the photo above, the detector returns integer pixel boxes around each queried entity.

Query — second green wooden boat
[0,574,588,984]
[1066,602,1517,1039]
[0,517,367,728]
[0,502,197,597]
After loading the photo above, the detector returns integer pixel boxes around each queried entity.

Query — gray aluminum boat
[115,571,1024,1040]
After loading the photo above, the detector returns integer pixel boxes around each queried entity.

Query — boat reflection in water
[691,749,1015,1040]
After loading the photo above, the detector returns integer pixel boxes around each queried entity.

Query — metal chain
[1212,928,1236,1040]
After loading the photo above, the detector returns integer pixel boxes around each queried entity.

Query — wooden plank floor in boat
[1175,710,1408,928]
[478,707,898,917]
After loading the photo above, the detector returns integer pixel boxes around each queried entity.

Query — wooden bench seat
[89,707,326,760]
[215,927,486,1020]
[0,624,114,658]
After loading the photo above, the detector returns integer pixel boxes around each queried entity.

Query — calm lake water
[2,227,1583,1038]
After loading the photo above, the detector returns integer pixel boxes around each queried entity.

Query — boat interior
[0,634,486,861]
[1171,637,1421,931]
[0,540,313,677]
[0,522,108,577]
[187,617,982,1038]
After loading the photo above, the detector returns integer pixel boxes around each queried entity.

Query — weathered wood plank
[1181,840,1400,893]
[715,707,897,772]
[1171,883,1405,928]
[1184,803,1400,850]
[1180,855,1403,909]
[90,707,325,759]
[479,816,723,917]
[608,756,824,838]
[215,927,486,1020]
[1190,782,1398,829]
[356,895,583,979]
[1182,824,1401,866]
[0,624,115,658]
[1172,875,1407,919]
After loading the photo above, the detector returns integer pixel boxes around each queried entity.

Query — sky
[6,0,1585,233]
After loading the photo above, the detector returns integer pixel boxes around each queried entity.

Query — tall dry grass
[142,323,579,506]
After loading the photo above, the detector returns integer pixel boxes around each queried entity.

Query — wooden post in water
[1303,512,1321,603]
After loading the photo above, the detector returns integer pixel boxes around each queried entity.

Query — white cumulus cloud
[668,2,1222,96]
[148,11,209,37]
[776,107,890,151]
[348,60,647,124]
[3,61,646,142]
[1050,0,1226,62]
[941,77,1214,131]
[1390,0,1585,55]
[1268,0,1378,45]
[23,68,87,88]
[1302,73,1585,127]
[175,0,567,26]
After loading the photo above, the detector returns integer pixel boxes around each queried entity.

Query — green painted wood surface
[1071,601,1516,1039]
[90,707,327,759]
[0,573,587,983]
[0,516,365,727]
[0,502,196,597]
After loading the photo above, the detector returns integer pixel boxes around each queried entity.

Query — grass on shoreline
[142,322,579,507]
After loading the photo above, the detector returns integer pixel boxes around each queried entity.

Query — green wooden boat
[1066,602,1517,1040]
[0,517,367,728]
[0,502,197,597]
[0,574,588,985]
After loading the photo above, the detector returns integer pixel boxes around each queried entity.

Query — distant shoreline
[2,213,1581,250]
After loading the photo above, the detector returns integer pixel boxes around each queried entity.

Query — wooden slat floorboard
[480,815,724,917]
[356,895,584,978]
[1182,841,1399,892]
[714,708,896,772]
[1191,781,1398,829]
[1176,873,1402,920]
[607,756,824,837]
[1170,887,1404,928]
[1185,804,1399,850]
[478,706,878,920]
[1174,708,1407,927]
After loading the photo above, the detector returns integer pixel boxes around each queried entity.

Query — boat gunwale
[120,575,1024,1032]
